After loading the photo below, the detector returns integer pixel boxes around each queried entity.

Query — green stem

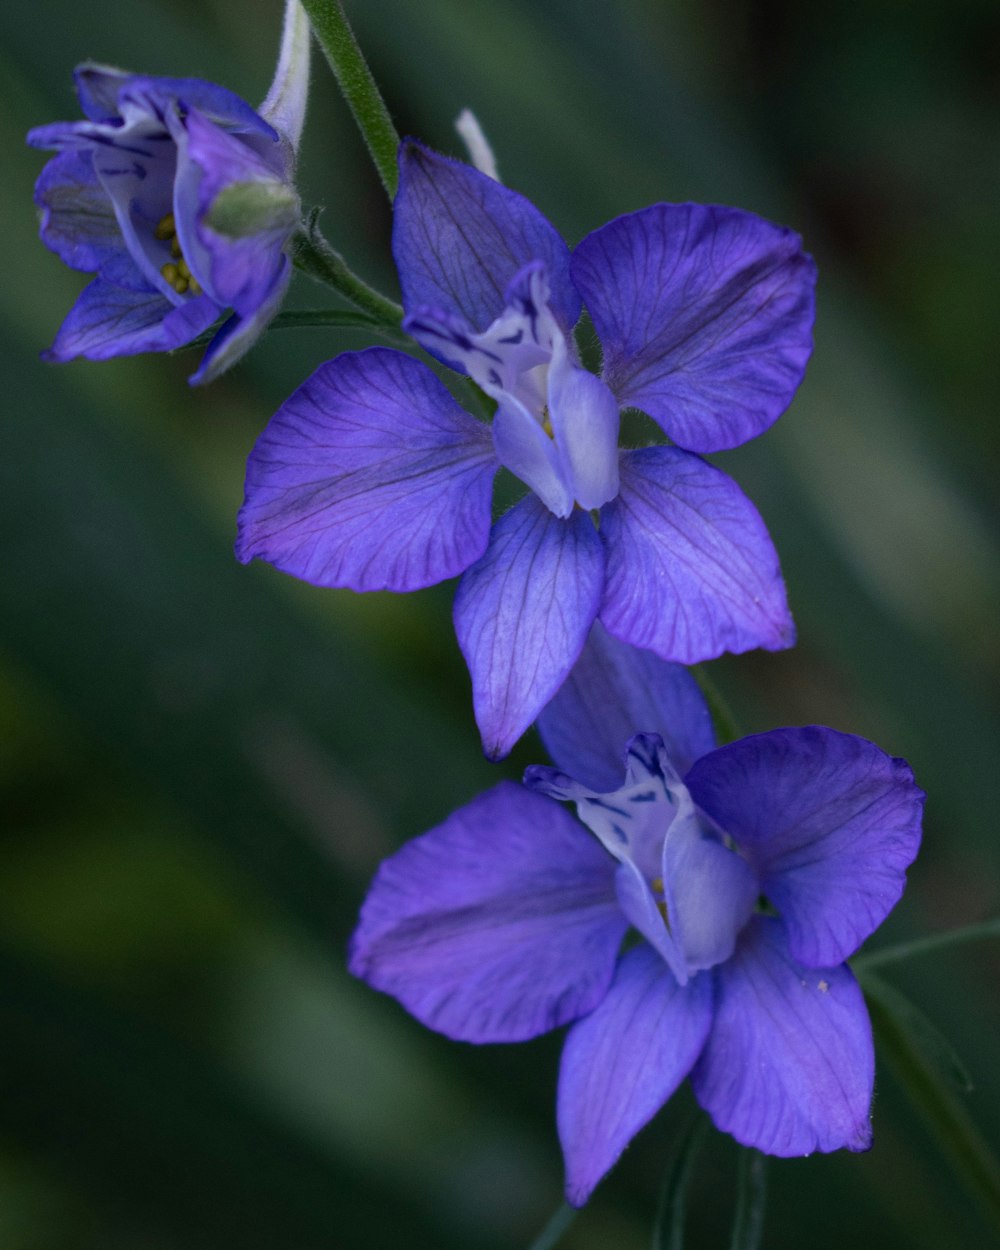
[291,218,403,328]
[526,1201,576,1250]
[298,0,400,198]
[854,917,1000,972]
[729,1150,767,1250]
[692,666,743,745]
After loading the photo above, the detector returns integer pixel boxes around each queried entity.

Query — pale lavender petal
[572,203,816,453]
[33,150,122,273]
[558,944,712,1206]
[491,397,574,518]
[547,334,620,510]
[237,348,496,591]
[538,622,715,791]
[691,917,874,1156]
[686,728,924,967]
[599,448,794,663]
[349,781,624,1043]
[454,495,604,759]
[393,139,580,335]
[44,277,218,362]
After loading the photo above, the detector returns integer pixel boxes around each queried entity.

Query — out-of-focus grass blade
[867,974,1000,1233]
[526,1201,576,1250]
[0,942,480,1250]
[862,973,973,1093]
[728,1149,767,1250]
[652,1113,709,1250]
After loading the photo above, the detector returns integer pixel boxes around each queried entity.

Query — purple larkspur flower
[27,0,310,384]
[349,625,924,1205]
[237,139,816,757]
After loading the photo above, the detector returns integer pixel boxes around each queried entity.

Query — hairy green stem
[526,1201,576,1250]
[291,219,404,327]
[298,0,400,198]
[692,666,743,745]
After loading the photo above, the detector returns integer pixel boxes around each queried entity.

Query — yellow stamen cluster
[154,212,202,296]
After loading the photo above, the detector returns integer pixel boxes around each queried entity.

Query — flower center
[154,213,202,296]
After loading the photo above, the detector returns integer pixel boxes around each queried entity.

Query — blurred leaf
[863,973,973,1094]
[527,1201,576,1250]
[867,973,1000,1233]
[0,942,481,1250]
[728,1149,767,1250]
[856,918,1000,974]
[652,1113,709,1250]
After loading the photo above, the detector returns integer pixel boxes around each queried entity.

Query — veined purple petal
[34,150,122,273]
[44,277,218,362]
[538,621,716,791]
[558,944,712,1206]
[349,781,625,1043]
[393,139,580,336]
[237,348,496,591]
[599,447,794,664]
[686,728,924,967]
[454,495,604,760]
[190,256,291,385]
[691,917,873,1156]
[572,203,816,453]
[492,396,574,517]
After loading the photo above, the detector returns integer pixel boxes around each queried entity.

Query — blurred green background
[3,0,1000,1245]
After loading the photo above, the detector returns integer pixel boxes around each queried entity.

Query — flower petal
[454,494,604,759]
[33,150,122,273]
[599,448,794,663]
[190,258,291,385]
[547,333,620,510]
[572,203,816,453]
[117,75,280,145]
[691,917,874,1156]
[180,108,296,313]
[349,781,624,1043]
[393,138,580,336]
[237,348,496,591]
[538,621,716,791]
[44,277,218,362]
[685,728,924,966]
[73,63,131,122]
[558,944,712,1206]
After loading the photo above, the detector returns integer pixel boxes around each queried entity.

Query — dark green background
[2,0,999,1245]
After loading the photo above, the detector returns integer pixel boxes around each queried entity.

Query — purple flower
[27,0,310,384]
[237,139,816,757]
[349,625,924,1205]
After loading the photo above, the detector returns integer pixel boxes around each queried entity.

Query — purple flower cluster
[28,25,925,1209]
[27,1,309,383]
[350,626,924,1204]
[237,139,816,757]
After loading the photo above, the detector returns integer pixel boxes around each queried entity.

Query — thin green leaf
[527,1201,576,1250]
[862,973,973,1092]
[652,1113,710,1250]
[855,917,1000,972]
[729,1149,767,1250]
[692,666,743,746]
[186,307,391,350]
[867,979,1000,1233]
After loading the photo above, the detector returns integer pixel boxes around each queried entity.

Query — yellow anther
[161,261,180,286]
[177,258,192,281]
[651,876,664,894]
[188,276,202,296]
[170,236,182,258]
[154,212,176,240]
[174,277,189,294]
